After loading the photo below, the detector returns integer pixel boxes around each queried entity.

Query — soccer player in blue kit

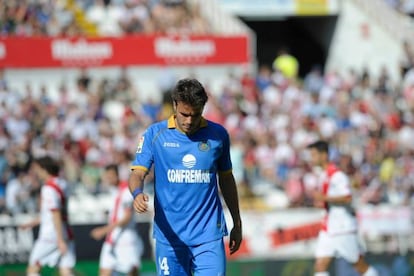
[129,78,243,276]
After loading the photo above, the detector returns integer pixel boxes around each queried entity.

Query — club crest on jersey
[198,140,210,151]
[136,136,144,153]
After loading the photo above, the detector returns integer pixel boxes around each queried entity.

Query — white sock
[27,274,40,276]
[363,266,378,276]
[314,272,329,276]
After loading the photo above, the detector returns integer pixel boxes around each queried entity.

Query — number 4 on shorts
[159,257,170,275]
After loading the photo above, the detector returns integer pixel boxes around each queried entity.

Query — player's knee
[352,256,369,273]
[59,268,75,276]
[128,266,139,276]
[361,266,378,276]
[27,264,41,276]
[314,257,331,272]
[99,268,113,276]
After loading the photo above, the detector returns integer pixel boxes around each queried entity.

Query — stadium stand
[383,0,414,17]
[0,0,219,36]
[355,0,414,44]
[0,0,413,267]
[0,0,85,36]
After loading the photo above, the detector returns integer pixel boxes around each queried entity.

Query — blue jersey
[131,116,231,246]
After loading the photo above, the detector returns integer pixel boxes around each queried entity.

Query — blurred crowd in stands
[0,0,412,38]
[0,0,210,37]
[1,0,414,217]
[385,0,414,16]
[84,0,210,36]
[1,40,414,215]
[0,0,84,36]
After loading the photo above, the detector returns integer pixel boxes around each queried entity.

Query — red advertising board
[0,35,250,68]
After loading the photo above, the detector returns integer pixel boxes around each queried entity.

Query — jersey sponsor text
[167,169,210,183]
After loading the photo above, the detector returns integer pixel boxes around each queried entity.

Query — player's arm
[19,216,40,230]
[129,168,149,213]
[314,192,352,204]
[20,196,42,229]
[111,207,134,228]
[91,206,134,240]
[51,210,68,254]
[218,171,242,254]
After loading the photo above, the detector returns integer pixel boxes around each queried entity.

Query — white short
[29,239,76,268]
[99,241,143,273]
[315,231,364,263]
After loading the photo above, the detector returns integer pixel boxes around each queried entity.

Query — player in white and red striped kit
[21,156,76,276]
[307,140,378,276]
[90,164,143,276]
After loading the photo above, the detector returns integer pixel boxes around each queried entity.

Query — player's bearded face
[174,101,203,135]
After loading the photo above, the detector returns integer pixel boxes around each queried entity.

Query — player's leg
[155,240,192,276]
[335,233,378,276]
[128,266,139,276]
[98,268,113,276]
[191,238,226,276]
[127,234,143,276]
[27,254,41,276]
[353,235,378,276]
[58,241,76,276]
[27,241,43,275]
[114,243,142,276]
[105,267,139,276]
[27,264,41,276]
[353,256,378,276]
[98,242,116,276]
[314,257,332,276]
[111,271,136,276]
[27,240,57,276]
[314,231,335,275]
[58,267,75,276]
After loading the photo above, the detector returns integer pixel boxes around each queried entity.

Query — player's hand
[90,227,107,240]
[312,191,325,202]
[229,225,242,255]
[312,191,326,208]
[133,193,149,213]
[57,239,68,254]
[19,219,39,230]
[19,223,32,230]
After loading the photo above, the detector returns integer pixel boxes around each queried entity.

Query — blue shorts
[155,238,226,276]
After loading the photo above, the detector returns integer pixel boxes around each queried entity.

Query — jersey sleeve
[329,171,352,197]
[217,127,232,172]
[42,186,61,211]
[131,127,154,171]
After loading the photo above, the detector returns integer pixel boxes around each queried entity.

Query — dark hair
[307,140,329,154]
[105,164,119,177]
[35,156,60,177]
[171,78,208,108]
